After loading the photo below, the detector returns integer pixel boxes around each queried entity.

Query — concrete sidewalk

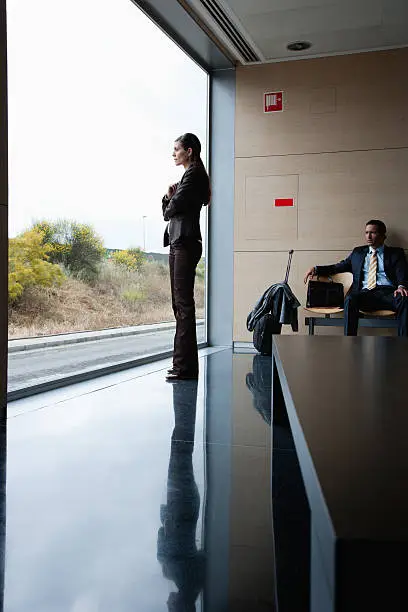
[9,320,205,353]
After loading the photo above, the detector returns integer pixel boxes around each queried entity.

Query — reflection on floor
[2,349,296,611]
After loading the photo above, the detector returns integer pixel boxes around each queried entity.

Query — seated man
[304,219,408,336]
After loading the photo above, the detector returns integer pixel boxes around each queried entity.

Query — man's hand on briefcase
[304,267,316,284]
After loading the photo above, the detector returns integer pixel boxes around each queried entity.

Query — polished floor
[3,349,279,612]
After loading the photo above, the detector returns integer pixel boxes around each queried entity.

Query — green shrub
[127,247,146,264]
[112,248,146,272]
[8,229,65,303]
[33,219,105,282]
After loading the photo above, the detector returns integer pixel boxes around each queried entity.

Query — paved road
[8,326,206,392]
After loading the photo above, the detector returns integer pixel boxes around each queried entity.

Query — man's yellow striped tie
[367,249,377,290]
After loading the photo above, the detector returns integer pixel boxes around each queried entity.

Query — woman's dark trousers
[169,240,202,376]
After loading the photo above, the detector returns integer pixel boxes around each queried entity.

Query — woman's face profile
[172,141,191,167]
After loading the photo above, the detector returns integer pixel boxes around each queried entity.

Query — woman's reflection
[157,381,205,612]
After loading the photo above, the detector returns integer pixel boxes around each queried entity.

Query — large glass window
[7,0,209,395]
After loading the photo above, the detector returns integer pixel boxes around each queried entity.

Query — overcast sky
[7,0,208,252]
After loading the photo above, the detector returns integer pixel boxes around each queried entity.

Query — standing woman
[162,133,210,381]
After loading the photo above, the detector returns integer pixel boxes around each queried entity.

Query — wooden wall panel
[235,49,408,158]
[235,148,408,252]
[243,174,298,241]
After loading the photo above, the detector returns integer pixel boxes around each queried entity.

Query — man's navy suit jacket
[315,245,408,293]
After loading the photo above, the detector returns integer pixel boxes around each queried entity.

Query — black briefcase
[306,280,344,308]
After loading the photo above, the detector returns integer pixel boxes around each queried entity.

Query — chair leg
[308,318,315,336]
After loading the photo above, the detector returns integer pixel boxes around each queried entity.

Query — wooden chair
[305,272,352,334]
[305,272,398,334]
[359,308,396,318]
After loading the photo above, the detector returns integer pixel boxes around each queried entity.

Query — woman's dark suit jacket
[162,164,210,247]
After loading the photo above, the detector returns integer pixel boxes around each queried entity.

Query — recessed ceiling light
[287,41,312,52]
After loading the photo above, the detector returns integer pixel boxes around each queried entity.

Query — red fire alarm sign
[264,91,283,113]
[275,198,294,207]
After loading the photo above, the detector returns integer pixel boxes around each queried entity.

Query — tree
[8,229,64,303]
[33,219,105,282]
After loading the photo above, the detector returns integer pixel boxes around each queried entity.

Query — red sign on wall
[275,198,294,207]
[264,91,283,113]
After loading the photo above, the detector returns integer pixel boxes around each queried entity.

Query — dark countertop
[273,335,408,543]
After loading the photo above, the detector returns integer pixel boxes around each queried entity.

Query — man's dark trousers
[169,239,202,375]
[344,286,408,336]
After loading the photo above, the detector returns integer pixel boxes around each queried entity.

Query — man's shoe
[167,368,176,374]
[165,372,198,382]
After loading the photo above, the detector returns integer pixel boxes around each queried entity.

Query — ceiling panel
[183,0,408,63]
[230,0,340,14]
[243,1,383,41]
